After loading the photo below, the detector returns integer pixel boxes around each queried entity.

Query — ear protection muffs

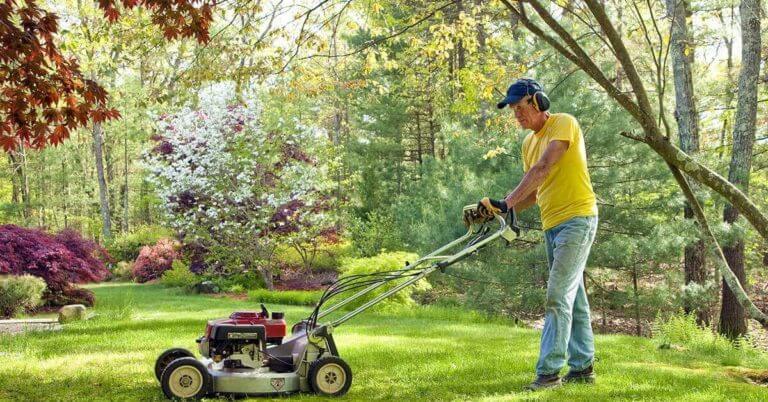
[531,91,550,112]
[523,79,551,112]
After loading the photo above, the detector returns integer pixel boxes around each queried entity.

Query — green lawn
[1,283,767,401]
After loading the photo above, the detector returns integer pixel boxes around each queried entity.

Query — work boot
[562,364,595,383]
[525,373,562,391]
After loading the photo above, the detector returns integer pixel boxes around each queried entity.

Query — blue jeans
[535,216,598,375]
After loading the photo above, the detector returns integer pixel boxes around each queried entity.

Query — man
[478,78,598,390]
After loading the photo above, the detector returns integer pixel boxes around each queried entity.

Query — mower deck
[204,361,301,394]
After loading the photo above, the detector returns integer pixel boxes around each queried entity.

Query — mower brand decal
[228,332,258,339]
[270,378,285,391]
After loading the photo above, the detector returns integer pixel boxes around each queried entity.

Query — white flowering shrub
[145,83,333,288]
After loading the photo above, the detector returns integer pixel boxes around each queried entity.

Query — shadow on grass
[0,368,166,401]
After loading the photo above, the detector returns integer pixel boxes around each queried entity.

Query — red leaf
[104,7,120,21]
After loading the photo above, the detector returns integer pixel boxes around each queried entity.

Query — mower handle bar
[315,206,518,330]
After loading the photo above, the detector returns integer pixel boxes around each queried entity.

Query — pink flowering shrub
[131,239,180,283]
[0,225,111,306]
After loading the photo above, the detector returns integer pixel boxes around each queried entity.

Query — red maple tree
[0,0,214,151]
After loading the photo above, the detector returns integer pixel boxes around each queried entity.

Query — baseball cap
[496,78,543,109]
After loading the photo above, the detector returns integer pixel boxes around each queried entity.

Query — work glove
[462,207,480,227]
[477,197,508,218]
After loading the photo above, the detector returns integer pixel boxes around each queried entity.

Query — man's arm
[504,140,569,210]
[512,191,537,213]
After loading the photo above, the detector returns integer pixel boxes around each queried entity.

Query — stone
[58,304,87,323]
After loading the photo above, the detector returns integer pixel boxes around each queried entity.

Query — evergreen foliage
[0,275,47,318]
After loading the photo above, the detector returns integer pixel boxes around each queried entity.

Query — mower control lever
[260,303,269,318]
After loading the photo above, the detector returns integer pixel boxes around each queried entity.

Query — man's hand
[477,197,508,218]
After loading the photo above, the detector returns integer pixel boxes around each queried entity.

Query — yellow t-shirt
[522,113,597,230]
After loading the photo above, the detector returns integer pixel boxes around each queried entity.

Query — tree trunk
[9,145,31,222]
[140,178,152,224]
[415,111,423,165]
[456,0,466,69]
[476,0,489,133]
[718,7,736,161]
[38,151,46,227]
[121,135,129,233]
[92,121,112,240]
[260,266,274,290]
[104,133,117,226]
[667,0,708,325]
[428,102,437,157]
[62,157,69,228]
[720,210,748,339]
[8,154,18,204]
[719,0,760,340]
[632,267,641,336]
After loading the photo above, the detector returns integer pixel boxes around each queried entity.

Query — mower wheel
[155,348,194,382]
[160,357,212,400]
[308,356,352,397]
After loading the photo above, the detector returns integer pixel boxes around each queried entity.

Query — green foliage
[160,260,199,290]
[111,261,133,281]
[652,313,762,367]
[274,240,353,271]
[338,251,426,310]
[248,289,323,306]
[347,211,404,257]
[678,280,719,312]
[207,271,265,292]
[227,284,245,294]
[0,275,47,318]
[107,225,174,263]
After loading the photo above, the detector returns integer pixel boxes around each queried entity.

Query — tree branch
[583,0,658,134]
[500,0,647,133]
[301,0,458,60]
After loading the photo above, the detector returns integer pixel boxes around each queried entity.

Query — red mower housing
[202,310,287,346]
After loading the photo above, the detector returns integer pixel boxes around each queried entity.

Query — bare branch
[500,0,646,130]
[583,0,658,134]
[301,0,458,60]
[620,130,647,142]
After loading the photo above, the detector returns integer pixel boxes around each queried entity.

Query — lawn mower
[154,205,519,399]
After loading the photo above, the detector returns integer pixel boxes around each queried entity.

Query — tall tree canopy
[0,0,213,151]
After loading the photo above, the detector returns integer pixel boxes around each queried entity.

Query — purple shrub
[54,229,113,283]
[0,225,110,306]
[45,286,96,307]
[269,199,305,235]
[181,241,209,274]
[281,143,313,164]
[156,140,174,155]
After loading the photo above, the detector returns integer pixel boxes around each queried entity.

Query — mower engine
[197,304,286,369]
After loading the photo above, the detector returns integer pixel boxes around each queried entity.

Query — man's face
[510,97,537,130]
